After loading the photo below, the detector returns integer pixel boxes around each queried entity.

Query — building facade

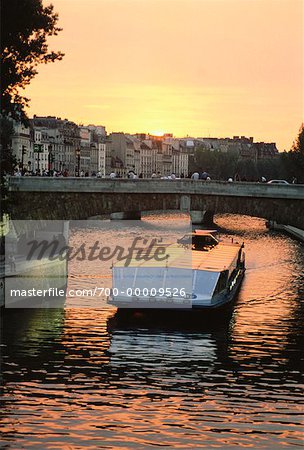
[9,117,277,178]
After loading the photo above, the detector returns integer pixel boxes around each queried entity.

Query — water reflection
[0,214,303,448]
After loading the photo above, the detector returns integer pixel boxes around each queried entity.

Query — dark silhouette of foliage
[1,0,64,120]
[190,145,289,182]
[189,145,239,180]
[279,124,304,183]
[291,124,304,154]
[1,0,64,209]
[0,117,15,210]
[0,118,15,175]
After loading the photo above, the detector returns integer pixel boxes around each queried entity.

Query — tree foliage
[189,126,304,183]
[1,0,64,120]
[0,0,63,183]
[0,117,16,174]
[291,124,304,154]
[0,117,15,205]
[190,145,287,182]
[280,124,304,183]
[189,145,239,180]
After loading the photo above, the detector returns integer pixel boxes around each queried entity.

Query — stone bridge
[6,177,304,228]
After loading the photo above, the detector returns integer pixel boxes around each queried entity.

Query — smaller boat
[108,230,245,319]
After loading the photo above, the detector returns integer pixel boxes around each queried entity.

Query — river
[0,214,303,448]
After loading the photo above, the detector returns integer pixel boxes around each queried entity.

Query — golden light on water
[1,214,303,448]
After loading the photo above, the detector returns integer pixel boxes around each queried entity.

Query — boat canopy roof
[114,241,241,273]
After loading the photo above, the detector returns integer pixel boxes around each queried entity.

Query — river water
[1,214,303,448]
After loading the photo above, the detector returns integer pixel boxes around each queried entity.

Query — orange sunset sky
[25,0,303,150]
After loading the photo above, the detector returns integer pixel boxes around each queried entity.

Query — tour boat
[108,230,245,320]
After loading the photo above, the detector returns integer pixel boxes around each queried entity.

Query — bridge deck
[7,177,304,200]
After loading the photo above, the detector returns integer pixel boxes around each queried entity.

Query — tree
[0,117,16,174]
[190,145,239,180]
[1,0,64,205]
[291,124,304,154]
[281,124,304,183]
[1,0,64,120]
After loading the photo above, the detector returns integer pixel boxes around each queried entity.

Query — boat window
[164,268,193,292]
[113,267,193,293]
[193,270,220,296]
[114,267,165,290]
[214,270,229,295]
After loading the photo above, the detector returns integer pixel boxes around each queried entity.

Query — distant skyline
[25,0,303,150]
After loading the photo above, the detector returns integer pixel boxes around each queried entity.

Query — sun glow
[150,130,165,137]
[24,0,302,151]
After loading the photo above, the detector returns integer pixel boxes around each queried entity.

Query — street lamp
[76,149,80,176]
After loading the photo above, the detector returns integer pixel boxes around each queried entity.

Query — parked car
[267,179,289,185]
